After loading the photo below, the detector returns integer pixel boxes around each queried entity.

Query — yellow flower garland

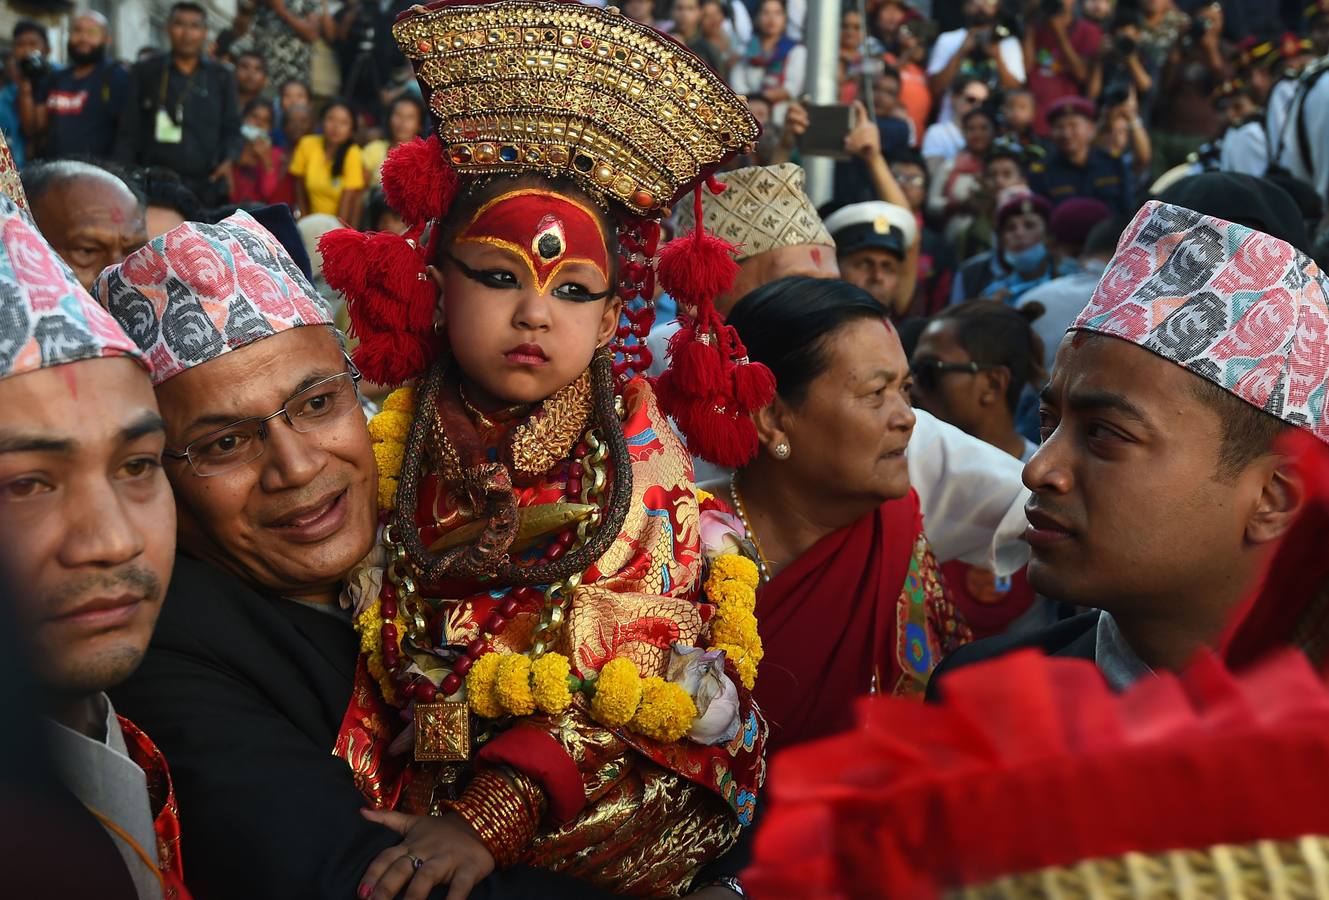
[589,656,643,727]
[531,653,573,714]
[467,652,506,718]
[368,387,415,511]
[630,676,698,742]
[494,655,537,716]
[703,552,764,690]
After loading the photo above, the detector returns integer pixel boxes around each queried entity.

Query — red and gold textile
[754,491,970,754]
[117,715,190,900]
[332,656,411,811]
[353,376,766,896]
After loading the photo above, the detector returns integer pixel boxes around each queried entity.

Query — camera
[18,51,49,82]
[1113,34,1137,56]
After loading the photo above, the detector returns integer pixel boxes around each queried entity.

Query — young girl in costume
[320,1,776,896]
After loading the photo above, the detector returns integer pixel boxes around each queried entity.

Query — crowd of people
[5,0,1329,898]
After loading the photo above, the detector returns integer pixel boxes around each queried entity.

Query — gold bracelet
[447,770,545,867]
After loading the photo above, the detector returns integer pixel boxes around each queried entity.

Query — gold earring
[774,442,790,459]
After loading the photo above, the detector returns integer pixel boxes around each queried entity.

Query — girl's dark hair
[242,98,274,120]
[931,300,1046,412]
[962,106,999,129]
[727,276,888,406]
[389,94,429,140]
[320,98,358,180]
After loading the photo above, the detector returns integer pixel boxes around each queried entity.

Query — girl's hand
[358,808,496,900]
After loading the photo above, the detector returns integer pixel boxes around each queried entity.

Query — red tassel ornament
[380,136,458,230]
[318,228,371,298]
[732,354,776,412]
[654,184,777,468]
[352,330,437,387]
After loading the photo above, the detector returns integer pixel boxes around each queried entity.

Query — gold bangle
[447,770,545,867]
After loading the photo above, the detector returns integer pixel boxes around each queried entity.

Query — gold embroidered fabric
[524,702,740,897]
[393,1,758,214]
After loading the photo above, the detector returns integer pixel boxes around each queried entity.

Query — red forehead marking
[456,189,610,295]
[810,247,823,268]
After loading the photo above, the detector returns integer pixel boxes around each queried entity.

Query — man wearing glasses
[98,211,599,900]
[922,76,990,165]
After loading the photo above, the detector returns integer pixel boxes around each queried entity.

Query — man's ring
[405,852,424,870]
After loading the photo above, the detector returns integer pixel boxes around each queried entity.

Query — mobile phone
[799,104,854,160]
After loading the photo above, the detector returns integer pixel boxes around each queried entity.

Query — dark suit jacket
[927,610,1101,701]
[111,555,608,900]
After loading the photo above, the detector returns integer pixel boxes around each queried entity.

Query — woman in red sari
[721,276,971,752]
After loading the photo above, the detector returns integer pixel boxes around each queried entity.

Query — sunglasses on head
[909,359,999,392]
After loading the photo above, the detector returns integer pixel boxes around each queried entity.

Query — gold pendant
[414,701,471,762]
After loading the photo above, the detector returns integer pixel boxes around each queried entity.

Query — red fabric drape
[754,492,922,754]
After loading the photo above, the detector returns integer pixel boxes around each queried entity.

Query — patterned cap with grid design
[673,163,835,262]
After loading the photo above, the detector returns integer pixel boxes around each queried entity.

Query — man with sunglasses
[922,76,991,165]
[98,212,596,899]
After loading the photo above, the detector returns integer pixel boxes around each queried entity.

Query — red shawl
[754,490,969,753]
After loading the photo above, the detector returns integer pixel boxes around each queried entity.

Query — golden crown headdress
[393,0,759,215]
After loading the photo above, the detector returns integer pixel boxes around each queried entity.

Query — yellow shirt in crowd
[289,135,366,216]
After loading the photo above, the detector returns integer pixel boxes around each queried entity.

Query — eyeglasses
[164,366,362,477]
[960,93,988,104]
[892,171,925,186]
[910,359,1000,393]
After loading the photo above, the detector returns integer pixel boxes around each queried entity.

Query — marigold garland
[703,552,764,690]
[467,652,506,718]
[531,653,573,714]
[495,654,537,716]
[368,387,415,512]
[589,656,643,727]
[710,554,759,589]
[630,676,698,742]
[712,641,758,691]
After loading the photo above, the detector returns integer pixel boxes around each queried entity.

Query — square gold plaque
[414,701,471,762]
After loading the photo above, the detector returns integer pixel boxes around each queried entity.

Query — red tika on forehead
[455,189,610,294]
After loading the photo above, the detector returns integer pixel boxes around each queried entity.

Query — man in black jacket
[101,209,604,899]
[113,3,241,206]
[932,198,1322,694]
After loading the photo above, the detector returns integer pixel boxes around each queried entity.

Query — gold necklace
[729,473,772,584]
[459,384,529,430]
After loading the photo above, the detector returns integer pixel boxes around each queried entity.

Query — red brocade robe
[116,715,190,899]
[752,491,971,754]
[337,378,767,896]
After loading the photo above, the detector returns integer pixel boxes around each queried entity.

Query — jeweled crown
[394,0,759,215]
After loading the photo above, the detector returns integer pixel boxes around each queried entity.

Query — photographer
[1087,9,1153,107]
[21,13,126,162]
[927,0,1025,125]
[1150,0,1229,172]
[4,20,50,167]
[1024,0,1104,135]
